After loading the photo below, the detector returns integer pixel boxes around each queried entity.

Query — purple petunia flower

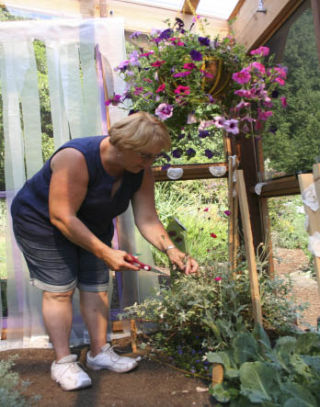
[155,103,173,120]
[172,149,182,158]
[159,28,173,40]
[205,149,214,158]
[129,31,142,39]
[190,49,203,61]
[198,36,210,46]
[198,130,209,138]
[186,148,196,157]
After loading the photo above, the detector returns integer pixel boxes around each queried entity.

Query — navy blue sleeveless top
[11,136,144,242]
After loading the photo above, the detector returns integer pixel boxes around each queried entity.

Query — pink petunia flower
[183,63,197,70]
[172,71,192,78]
[234,89,252,98]
[156,83,166,93]
[224,210,231,216]
[214,116,226,128]
[223,119,239,135]
[249,62,266,74]
[174,85,190,95]
[250,46,270,56]
[151,60,166,67]
[155,103,173,120]
[280,96,287,108]
[204,208,209,212]
[232,69,251,84]
[139,51,154,58]
[275,77,285,86]
[258,110,273,121]
[214,277,222,282]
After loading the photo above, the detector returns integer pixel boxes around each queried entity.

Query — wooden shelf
[256,174,301,198]
[152,162,228,182]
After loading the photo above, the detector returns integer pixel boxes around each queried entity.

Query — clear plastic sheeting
[0,18,156,349]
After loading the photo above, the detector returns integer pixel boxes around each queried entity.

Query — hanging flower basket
[109,17,288,163]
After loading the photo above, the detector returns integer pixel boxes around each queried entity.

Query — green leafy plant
[0,356,40,407]
[207,330,320,406]
[122,263,305,378]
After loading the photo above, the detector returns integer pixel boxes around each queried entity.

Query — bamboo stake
[236,170,263,326]
[298,171,320,297]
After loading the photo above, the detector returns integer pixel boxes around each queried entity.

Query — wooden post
[228,155,239,274]
[298,170,320,297]
[236,170,263,326]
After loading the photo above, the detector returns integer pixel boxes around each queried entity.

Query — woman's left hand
[167,248,199,275]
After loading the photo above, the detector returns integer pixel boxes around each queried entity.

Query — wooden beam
[258,175,300,198]
[152,162,228,182]
[2,0,229,37]
[182,0,200,15]
[230,0,304,50]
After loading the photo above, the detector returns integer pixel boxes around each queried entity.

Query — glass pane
[262,2,320,178]
[197,0,238,19]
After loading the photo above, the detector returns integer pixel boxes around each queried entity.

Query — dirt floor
[1,247,320,407]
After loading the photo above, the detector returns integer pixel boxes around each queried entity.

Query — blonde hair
[109,112,171,152]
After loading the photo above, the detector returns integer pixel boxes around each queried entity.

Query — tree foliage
[262,8,320,174]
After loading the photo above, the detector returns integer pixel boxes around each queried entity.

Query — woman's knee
[43,289,74,302]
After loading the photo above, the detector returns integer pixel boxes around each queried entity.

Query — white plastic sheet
[0,18,156,349]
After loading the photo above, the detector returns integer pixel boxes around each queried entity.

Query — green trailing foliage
[207,330,320,406]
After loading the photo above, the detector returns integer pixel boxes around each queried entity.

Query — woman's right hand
[102,248,140,272]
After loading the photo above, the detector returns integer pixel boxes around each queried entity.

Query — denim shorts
[13,226,110,293]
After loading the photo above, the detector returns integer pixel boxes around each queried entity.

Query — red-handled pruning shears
[128,254,169,276]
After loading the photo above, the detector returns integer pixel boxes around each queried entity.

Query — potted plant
[109,17,287,163]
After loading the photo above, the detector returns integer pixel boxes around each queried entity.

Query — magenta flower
[280,96,287,108]
[174,85,190,95]
[250,46,270,56]
[214,277,222,282]
[210,233,217,238]
[139,51,154,58]
[224,210,231,216]
[155,103,173,120]
[204,207,209,212]
[232,69,251,84]
[105,94,122,106]
[250,62,266,74]
[234,89,252,98]
[200,70,214,79]
[156,83,166,93]
[172,71,192,78]
[134,87,144,95]
[274,66,287,78]
[258,110,273,121]
[275,77,285,86]
[151,60,166,67]
[183,63,197,70]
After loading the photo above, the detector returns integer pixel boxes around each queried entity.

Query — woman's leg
[79,290,109,356]
[42,289,74,361]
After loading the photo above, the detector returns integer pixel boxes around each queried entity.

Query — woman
[11,112,198,391]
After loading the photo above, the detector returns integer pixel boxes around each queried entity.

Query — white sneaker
[51,354,92,391]
[86,343,138,373]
